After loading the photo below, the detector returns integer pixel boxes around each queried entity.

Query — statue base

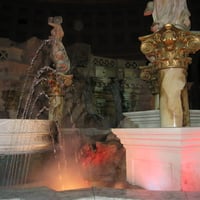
[122,109,200,128]
[112,127,200,191]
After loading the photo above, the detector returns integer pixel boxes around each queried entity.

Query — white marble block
[112,127,200,191]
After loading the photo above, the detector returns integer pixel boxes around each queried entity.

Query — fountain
[0,16,73,188]
[0,119,57,186]
[0,15,127,195]
[113,0,200,191]
[0,4,200,200]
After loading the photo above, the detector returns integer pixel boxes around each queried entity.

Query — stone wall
[0,37,153,128]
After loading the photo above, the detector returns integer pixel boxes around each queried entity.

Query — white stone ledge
[112,127,200,191]
[122,110,200,128]
[0,119,55,154]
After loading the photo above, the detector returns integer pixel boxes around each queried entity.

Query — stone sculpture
[48,16,73,125]
[144,0,191,32]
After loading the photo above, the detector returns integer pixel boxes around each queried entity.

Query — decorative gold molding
[140,24,200,69]
[139,24,200,94]
[139,24,200,127]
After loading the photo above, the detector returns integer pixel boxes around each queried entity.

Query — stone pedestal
[112,127,200,191]
[122,110,200,128]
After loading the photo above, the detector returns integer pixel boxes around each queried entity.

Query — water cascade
[0,16,73,188]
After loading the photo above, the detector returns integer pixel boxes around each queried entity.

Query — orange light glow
[31,150,91,191]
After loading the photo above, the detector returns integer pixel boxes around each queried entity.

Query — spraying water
[0,16,75,188]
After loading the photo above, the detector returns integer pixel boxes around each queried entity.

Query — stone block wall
[0,37,153,128]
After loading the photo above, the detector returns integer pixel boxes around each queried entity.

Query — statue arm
[48,22,64,41]
[144,1,154,16]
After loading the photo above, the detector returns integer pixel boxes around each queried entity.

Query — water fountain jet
[0,16,73,188]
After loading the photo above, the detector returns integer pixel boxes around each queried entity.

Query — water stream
[17,39,52,120]
[0,34,87,192]
[0,38,59,188]
[1,39,52,187]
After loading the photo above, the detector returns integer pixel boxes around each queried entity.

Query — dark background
[0,0,199,60]
[0,0,199,112]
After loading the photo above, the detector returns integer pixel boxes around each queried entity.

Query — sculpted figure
[48,16,71,75]
[48,16,73,125]
[144,0,191,32]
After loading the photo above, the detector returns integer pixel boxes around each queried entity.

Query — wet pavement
[0,186,200,200]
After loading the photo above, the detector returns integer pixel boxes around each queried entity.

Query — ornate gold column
[139,24,200,127]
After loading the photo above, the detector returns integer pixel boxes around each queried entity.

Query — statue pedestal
[112,127,200,191]
[122,110,200,128]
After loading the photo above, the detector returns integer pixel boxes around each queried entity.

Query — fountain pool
[0,119,57,186]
